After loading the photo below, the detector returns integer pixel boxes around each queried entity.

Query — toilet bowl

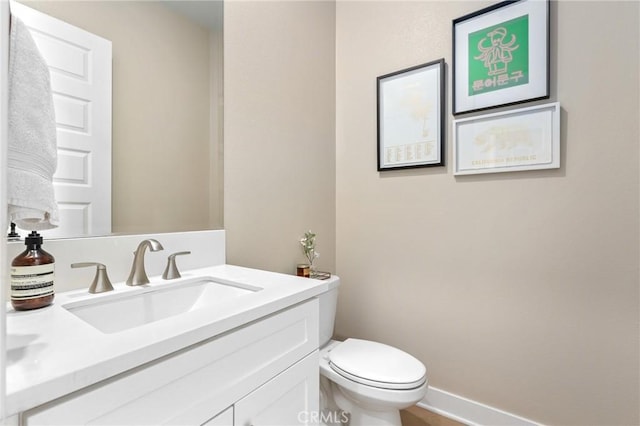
[318,278,428,426]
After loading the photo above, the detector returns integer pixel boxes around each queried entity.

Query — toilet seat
[328,338,427,390]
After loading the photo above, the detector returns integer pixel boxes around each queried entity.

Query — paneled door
[9,0,112,238]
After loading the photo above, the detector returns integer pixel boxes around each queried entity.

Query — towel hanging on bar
[7,14,59,231]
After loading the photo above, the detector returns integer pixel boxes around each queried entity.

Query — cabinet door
[202,407,233,426]
[235,351,319,426]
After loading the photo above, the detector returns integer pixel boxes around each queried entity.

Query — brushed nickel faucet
[71,262,114,293]
[162,251,191,280]
[126,239,164,286]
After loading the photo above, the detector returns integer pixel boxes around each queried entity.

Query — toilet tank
[318,276,341,347]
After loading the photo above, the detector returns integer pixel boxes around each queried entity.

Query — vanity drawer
[22,299,319,425]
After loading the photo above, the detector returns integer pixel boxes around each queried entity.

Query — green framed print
[453,0,549,115]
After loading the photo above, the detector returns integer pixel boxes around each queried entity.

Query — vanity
[5,230,335,425]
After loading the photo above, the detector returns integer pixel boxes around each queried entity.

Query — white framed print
[453,102,560,175]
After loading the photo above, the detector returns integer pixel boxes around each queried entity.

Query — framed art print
[377,59,445,171]
[453,102,560,175]
[452,0,550,115]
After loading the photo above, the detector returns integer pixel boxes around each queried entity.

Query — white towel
[7,15,59,230]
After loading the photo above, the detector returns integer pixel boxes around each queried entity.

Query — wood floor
[400,406,465,426]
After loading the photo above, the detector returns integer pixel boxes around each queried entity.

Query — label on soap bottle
[11,264,55,300]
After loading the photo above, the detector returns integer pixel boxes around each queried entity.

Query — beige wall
[225,0,639,423]
[21,1,222,234]
[335,1,639,425]
[224,1,336,274]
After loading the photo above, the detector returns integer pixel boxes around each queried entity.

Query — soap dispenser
[10,231,55,310]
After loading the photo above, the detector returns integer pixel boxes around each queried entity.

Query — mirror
[14,0,224,238]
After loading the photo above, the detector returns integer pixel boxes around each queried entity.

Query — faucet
[126,239,164,286]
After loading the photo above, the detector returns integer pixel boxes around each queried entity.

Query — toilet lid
[328,338,427,390]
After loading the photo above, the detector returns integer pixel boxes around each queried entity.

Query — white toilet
[318,278,428,426]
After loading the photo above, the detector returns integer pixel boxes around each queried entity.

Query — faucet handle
[162,251,191,280]
[71,262,114,294]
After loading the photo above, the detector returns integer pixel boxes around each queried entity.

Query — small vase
[296,264,310,277]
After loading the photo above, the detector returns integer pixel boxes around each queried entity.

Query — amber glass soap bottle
[11,231,55,310]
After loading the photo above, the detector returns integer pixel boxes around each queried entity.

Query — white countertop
[6,264,338,416]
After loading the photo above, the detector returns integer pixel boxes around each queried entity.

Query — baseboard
[418,387,542,426]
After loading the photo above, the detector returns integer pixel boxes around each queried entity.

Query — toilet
[318,278,428,426]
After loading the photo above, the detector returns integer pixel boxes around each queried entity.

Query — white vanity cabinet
[20,299,319,426]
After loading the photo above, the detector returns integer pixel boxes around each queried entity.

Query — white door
[9,1,112,238]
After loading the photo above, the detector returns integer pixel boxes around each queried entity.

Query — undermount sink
[62,277,261,334]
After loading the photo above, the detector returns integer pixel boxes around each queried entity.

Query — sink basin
[63,277,261,334]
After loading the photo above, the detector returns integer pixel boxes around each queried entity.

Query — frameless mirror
[12,0,223,239]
